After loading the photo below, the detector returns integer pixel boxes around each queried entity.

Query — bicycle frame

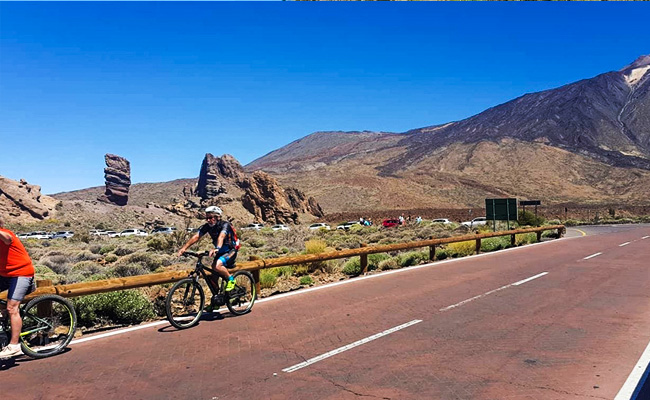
[0,298,56,340]
[187,253,227,299]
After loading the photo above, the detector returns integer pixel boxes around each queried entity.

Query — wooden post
[511,234,516,247]
[429,245,436,261]
[360,244,368,274]
[36,280,53,317]
[249,256,261,298]
[475,239,481,254]
[536,231,542,242]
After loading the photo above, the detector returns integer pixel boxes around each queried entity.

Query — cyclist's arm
[215,231,226,250]
[0,231,12,245]
[177,233,201,256]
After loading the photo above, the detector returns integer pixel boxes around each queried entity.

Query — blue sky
[1,2,649,194]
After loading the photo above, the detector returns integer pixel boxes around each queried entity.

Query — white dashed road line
[642,236,649,240]
[583,252,602,260]
[282,319,423,373]
[440,272,548,312]
[619,242,631,247]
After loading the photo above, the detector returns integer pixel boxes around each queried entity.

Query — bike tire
[226,270,256,316]
[20,295,77,359]
[166,278,205,329]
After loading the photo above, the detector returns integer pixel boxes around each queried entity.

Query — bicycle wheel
[20,295,77,359]
[166,278,205,329]
[226,270,256,316]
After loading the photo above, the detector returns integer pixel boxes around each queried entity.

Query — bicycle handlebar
[182,250,210,258]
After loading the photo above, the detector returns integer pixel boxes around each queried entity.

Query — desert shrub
[147,235,172,251]
[378,258,399,271]
[39,254,73,275]
[108,263,149,278]
[481,237,510,252]
[547,219,561,225]
[515,233,537,246]
[246,237,266,248]
[68,261,104,283]
[415,227,436,240]
[34,265,63,284]
[348,224,364,234]
[99,244,116,255]
[435,248,449,260]
[564,219,580,227]
[342,258,361,276]
[114,246,135,256]
[300,276,313,285]
[280,247,290,254]
[104,254,118,263]
[446,241,476,258]
[89,244,102,254]
[75,250,102,262]
[73,289,155,327]
[117,251,163,272]
[368,253,390,271]
[397,251,428,267]
[260,269,277,288]
[70,231,90,243]
[518,210,546,227]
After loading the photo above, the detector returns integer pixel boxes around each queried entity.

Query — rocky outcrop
[285,187,324,217]
[99,154,131,206]
[240,171,298,224]
[194,154,323,224]
[0,176,56,221]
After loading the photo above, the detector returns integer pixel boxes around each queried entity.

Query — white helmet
[205,206,222,215]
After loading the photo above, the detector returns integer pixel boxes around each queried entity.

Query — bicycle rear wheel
[20,295,77,359]
[166,278,205,329]
[226,270,256,316]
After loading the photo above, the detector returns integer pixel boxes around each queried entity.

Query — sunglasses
[206,215,219,220]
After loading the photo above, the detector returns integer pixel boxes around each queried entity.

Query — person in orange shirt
[0,216,36,359]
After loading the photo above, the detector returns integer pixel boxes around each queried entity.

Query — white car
[461,217,487,228]
[52,231,74,239]
[25,231,52,240]
[336,221,362,230]
[271,224,290,231]
[89,230,105,236]
[119,229,148,237]
[151,227,176,235]
[241,223,264,231]
[432,218,452,224]
[308,223,331,231]
[104,231,120,238]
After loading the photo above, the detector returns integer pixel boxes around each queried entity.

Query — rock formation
[99,154,131,206]
[0,176,56,222]
[194,153,324,224]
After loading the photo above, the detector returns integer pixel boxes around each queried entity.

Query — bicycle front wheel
[166,278,205,329]
[20,295,77,359]
[226,270,256,316]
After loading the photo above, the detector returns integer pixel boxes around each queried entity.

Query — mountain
[247,56,650,214]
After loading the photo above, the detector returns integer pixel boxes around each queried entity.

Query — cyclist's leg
[7,277,34,344]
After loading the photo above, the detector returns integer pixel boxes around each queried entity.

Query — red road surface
[3,226,650,399]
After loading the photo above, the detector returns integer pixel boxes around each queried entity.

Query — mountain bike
[0,294,77,359]
[165,251,256,329]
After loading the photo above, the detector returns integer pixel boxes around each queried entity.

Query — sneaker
[225,279,236,292]
[0,343,23,359]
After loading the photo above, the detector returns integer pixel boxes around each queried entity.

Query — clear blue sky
[1,2,648,195]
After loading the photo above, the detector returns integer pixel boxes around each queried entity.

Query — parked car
[308,223,331,231]
[119,229,148,237]
[241,223,264,231]
[271,224,290,231]
[16,233,29,239]
[382,219,401,228]
[25,231,52,240]
[461,217,487,228]
[52,231,74,239]
[432,218,452,224]
[151,227,176,235]
[104,231,120,238]
[336,221,362,230]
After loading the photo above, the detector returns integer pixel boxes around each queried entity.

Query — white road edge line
[614,339,650,400]
[583,252,602,260]
[282,319,422,373]
[69,237,575,347]
[642,236,649,239]
[619,242,631,247]
[440,272,548,312]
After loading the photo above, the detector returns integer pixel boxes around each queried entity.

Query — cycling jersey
[198,220,237,255]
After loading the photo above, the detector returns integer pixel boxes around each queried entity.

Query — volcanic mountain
[247,56,650,214]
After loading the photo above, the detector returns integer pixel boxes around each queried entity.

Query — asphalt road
[3,224,650,400]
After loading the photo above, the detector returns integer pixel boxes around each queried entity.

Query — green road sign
[486,198,518,221]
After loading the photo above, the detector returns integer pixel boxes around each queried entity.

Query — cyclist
[0,216,36,359]
[177,206,238,296]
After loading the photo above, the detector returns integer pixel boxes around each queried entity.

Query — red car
[382,219,400,228]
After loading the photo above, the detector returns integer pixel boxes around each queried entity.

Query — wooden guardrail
[2,225,564,301]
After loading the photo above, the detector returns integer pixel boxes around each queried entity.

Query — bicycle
[165,251,256,329]
[0,294,77,359]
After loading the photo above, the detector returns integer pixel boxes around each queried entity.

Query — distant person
[416,216,422,224]
[177,206,238,295]
[0,216,36,359]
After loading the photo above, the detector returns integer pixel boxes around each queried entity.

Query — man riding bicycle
[177,206,238,296]
[0,216,36,359]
